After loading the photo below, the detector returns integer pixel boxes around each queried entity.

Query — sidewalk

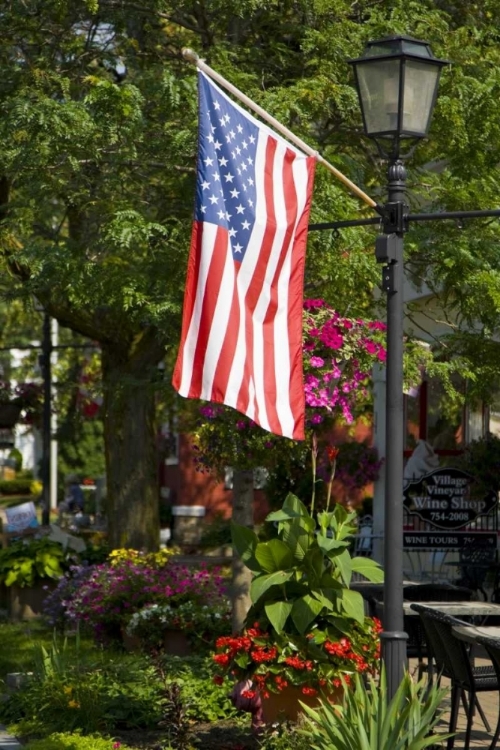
[0,726,21,749]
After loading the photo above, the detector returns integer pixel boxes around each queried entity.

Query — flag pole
[182,48,381,213]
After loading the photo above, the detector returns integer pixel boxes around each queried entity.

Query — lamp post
[308,33,500,697]
[348,36,448,694]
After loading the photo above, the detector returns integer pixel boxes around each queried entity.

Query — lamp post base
[380,631,408,697]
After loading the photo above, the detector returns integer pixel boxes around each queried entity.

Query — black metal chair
[411,604,498,750]
[475,635,500,750]
[400,584,473,680]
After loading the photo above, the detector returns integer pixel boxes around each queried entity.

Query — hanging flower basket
[0,382,43,429]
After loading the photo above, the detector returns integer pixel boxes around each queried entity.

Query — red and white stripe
[173,119,315,439]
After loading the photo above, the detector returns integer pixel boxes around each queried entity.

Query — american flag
[172,71,316,440]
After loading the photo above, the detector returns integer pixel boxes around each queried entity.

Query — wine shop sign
[403,467,497,530]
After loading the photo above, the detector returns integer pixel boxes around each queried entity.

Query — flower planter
[260,684,343,724]
[163,628,191,656]
[8,581,56,620]
[121,627,141,652]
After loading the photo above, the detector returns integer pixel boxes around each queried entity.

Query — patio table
[452,624,500,645]
[406,601,500,618]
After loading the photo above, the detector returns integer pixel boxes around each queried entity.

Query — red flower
[213,675,224,685]
[327,446,340,461]
[241,689,257,699]
[301,686,318,696]
[250,646,277,663]
[213,653,230,666]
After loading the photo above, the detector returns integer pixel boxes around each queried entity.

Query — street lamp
[349,36,448,159]
[348,36,448,695]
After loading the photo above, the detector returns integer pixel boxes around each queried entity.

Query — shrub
[126,600,232,652]
[56,552,228,644]
[0,539,75,588]
[0,637,238,736]
[0,643,163,734]
[0,478,34,496]
[22,732,135,750]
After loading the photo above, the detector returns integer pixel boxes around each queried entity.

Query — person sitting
[60,476,85,514]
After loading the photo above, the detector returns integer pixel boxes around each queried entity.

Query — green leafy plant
[126,600,231,652]
[234,493,383,636]
[300,668,452,750]
[156,654,241,723]
[451,433,500,496]
[21,732,135,750]
[213,494,383,696]
[0,649,163,735]
[0,478,36,496]
[0,538,72,587]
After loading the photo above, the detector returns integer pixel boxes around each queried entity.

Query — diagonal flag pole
[182,48,381,213]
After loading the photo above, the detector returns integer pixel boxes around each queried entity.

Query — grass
[0,620,98,683]
[0,620,312,750]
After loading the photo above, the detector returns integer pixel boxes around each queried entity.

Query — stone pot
[121,627,141,652]
[8,580,56,620]
[163,629,191,656]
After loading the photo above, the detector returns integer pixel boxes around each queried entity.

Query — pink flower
[309,356,324,367]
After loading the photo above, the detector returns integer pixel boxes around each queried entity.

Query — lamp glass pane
[401,60,440,135]
[356,59,401,135]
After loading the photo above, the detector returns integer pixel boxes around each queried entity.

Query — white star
[219,117,226,127]
[233,243,243,253]
[236,204,245,214]
[241,220,251,230]
[211,124,216,133]
[231,150,236,159]
[224,114,230,125]
[218,209,226,220]
[224,173,234,183]
[242,183,247,191]
[242,140,248,149]
[213,140,222,151]
[207,134,214,143]
[230,188,240,198]
[225,134,231,143]
[249,135,255,143]
[237,124,243,133]
[247,177,254,186]
[209,194,219,204]
[203,156,214,166]
[247,157,253,165]
[241,163,247,172]
[235,146,241,155]
[225,211,231,221]
[237,168,241,175]
[218,156,228,167]
[213,172,220,182]
[229,130,235,140]
[200,205,207,213]
[248,199,254,207]
[201,180,210,191]
[214,100,221,110]
[229,227,237,237]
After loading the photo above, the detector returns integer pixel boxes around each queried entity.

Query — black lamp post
[348,36,448,695]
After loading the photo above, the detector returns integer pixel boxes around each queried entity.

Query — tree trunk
[231,468,254,633]
[101,339,163,551]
